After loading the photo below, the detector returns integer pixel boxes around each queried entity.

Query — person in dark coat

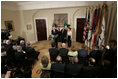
[81,58,98,78]
[67,27,72,47]
[59,43,69,63]
[60,26,67,43]
[26,42,40,60]
[65,56,83,78]
[89,45,102,65]
[78,45,88,65]
[49,43,58,62]
[51,55,65,78]
[52,25,59,48]
[15,46,26,68]
[20,40,26,51]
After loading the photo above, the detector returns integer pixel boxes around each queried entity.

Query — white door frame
[34,17,48,42]
[74,16,85,41]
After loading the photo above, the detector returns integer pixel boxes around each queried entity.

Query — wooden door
[76,18,86,43]
[36,19,47,41]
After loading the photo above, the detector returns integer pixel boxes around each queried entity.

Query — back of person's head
[61,43,66,48]
[109,40,117,50]
[82,44,86,49]
[27,42,32,47]
[20,40,25,45]
[89,58,96,66]
[72,56,79,64]
[71,46,76,51]
[1,46,6,52]
[41,56,49,68]
[6,40,11,45]
[56,55,62,63]
[51,43,55,48]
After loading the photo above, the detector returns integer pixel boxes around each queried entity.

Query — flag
[92,8,102,47]
[83,8,88,41]
[87,8,94,48]
[90,8,98,49]
[98,4,106,48]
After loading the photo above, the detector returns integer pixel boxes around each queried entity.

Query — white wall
[1,9,22,39]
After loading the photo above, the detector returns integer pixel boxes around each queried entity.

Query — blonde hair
[41,56,49,68]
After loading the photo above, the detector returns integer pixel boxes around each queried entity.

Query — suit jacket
[78,49,88,57]
[20,44,26,51]
[65,63,83,76]
[52,29,59,36]
[26,46,36,58]
[51,63,65,73]
[61,29,67,38]
[59,48,68,56]
[15,51,26,62]
[89,50,102,63]
[49,48,58,61]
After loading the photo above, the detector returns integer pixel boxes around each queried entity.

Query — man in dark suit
[60,26,67,43]
[78,45,88,64]
[89,45,102,65]
[20,40,26,51]
[52,25,59,48]
[15,46,26,68]
[59,43,69,63]
[51,56,65,78]
[65,56,83,78]
[81,58,99,78]
[26,42,40,60]
[49,43,58,62]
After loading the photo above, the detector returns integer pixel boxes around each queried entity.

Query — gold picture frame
[54,14,68,26]
[5,20,14,31]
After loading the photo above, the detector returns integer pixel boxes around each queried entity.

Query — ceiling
[1,1,115,10]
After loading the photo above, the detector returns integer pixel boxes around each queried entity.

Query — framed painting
[54,14,68,26]
[5,20,14,31]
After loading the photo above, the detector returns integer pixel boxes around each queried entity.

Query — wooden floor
[31,40,85,78]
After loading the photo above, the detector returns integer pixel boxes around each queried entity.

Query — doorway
[76,18,86,43]
[35,19,47,41]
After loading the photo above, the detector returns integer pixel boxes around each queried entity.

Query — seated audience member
[20,40,26,51]
[1,46,8,75]
[51,55,65,78]
[81,58,98,78]
[103,40,117,78]
[40,56,51,70]
[1,40,7,47]
[65,56,82,78]
[78,45,88,64]
[68,46,78,63]
[40,56,51,78]
[59,43,69,63]
[15,46,26,68]
[49,43,58,62]
[1,46,6,57]
[6,40,12,48]
[89,45,102,65]
[12,41,19,51]
[6,46,15,67]
[104,40,117,65]
[26,42,40,60]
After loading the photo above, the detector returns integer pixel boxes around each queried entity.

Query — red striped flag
[83,8,88,41]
